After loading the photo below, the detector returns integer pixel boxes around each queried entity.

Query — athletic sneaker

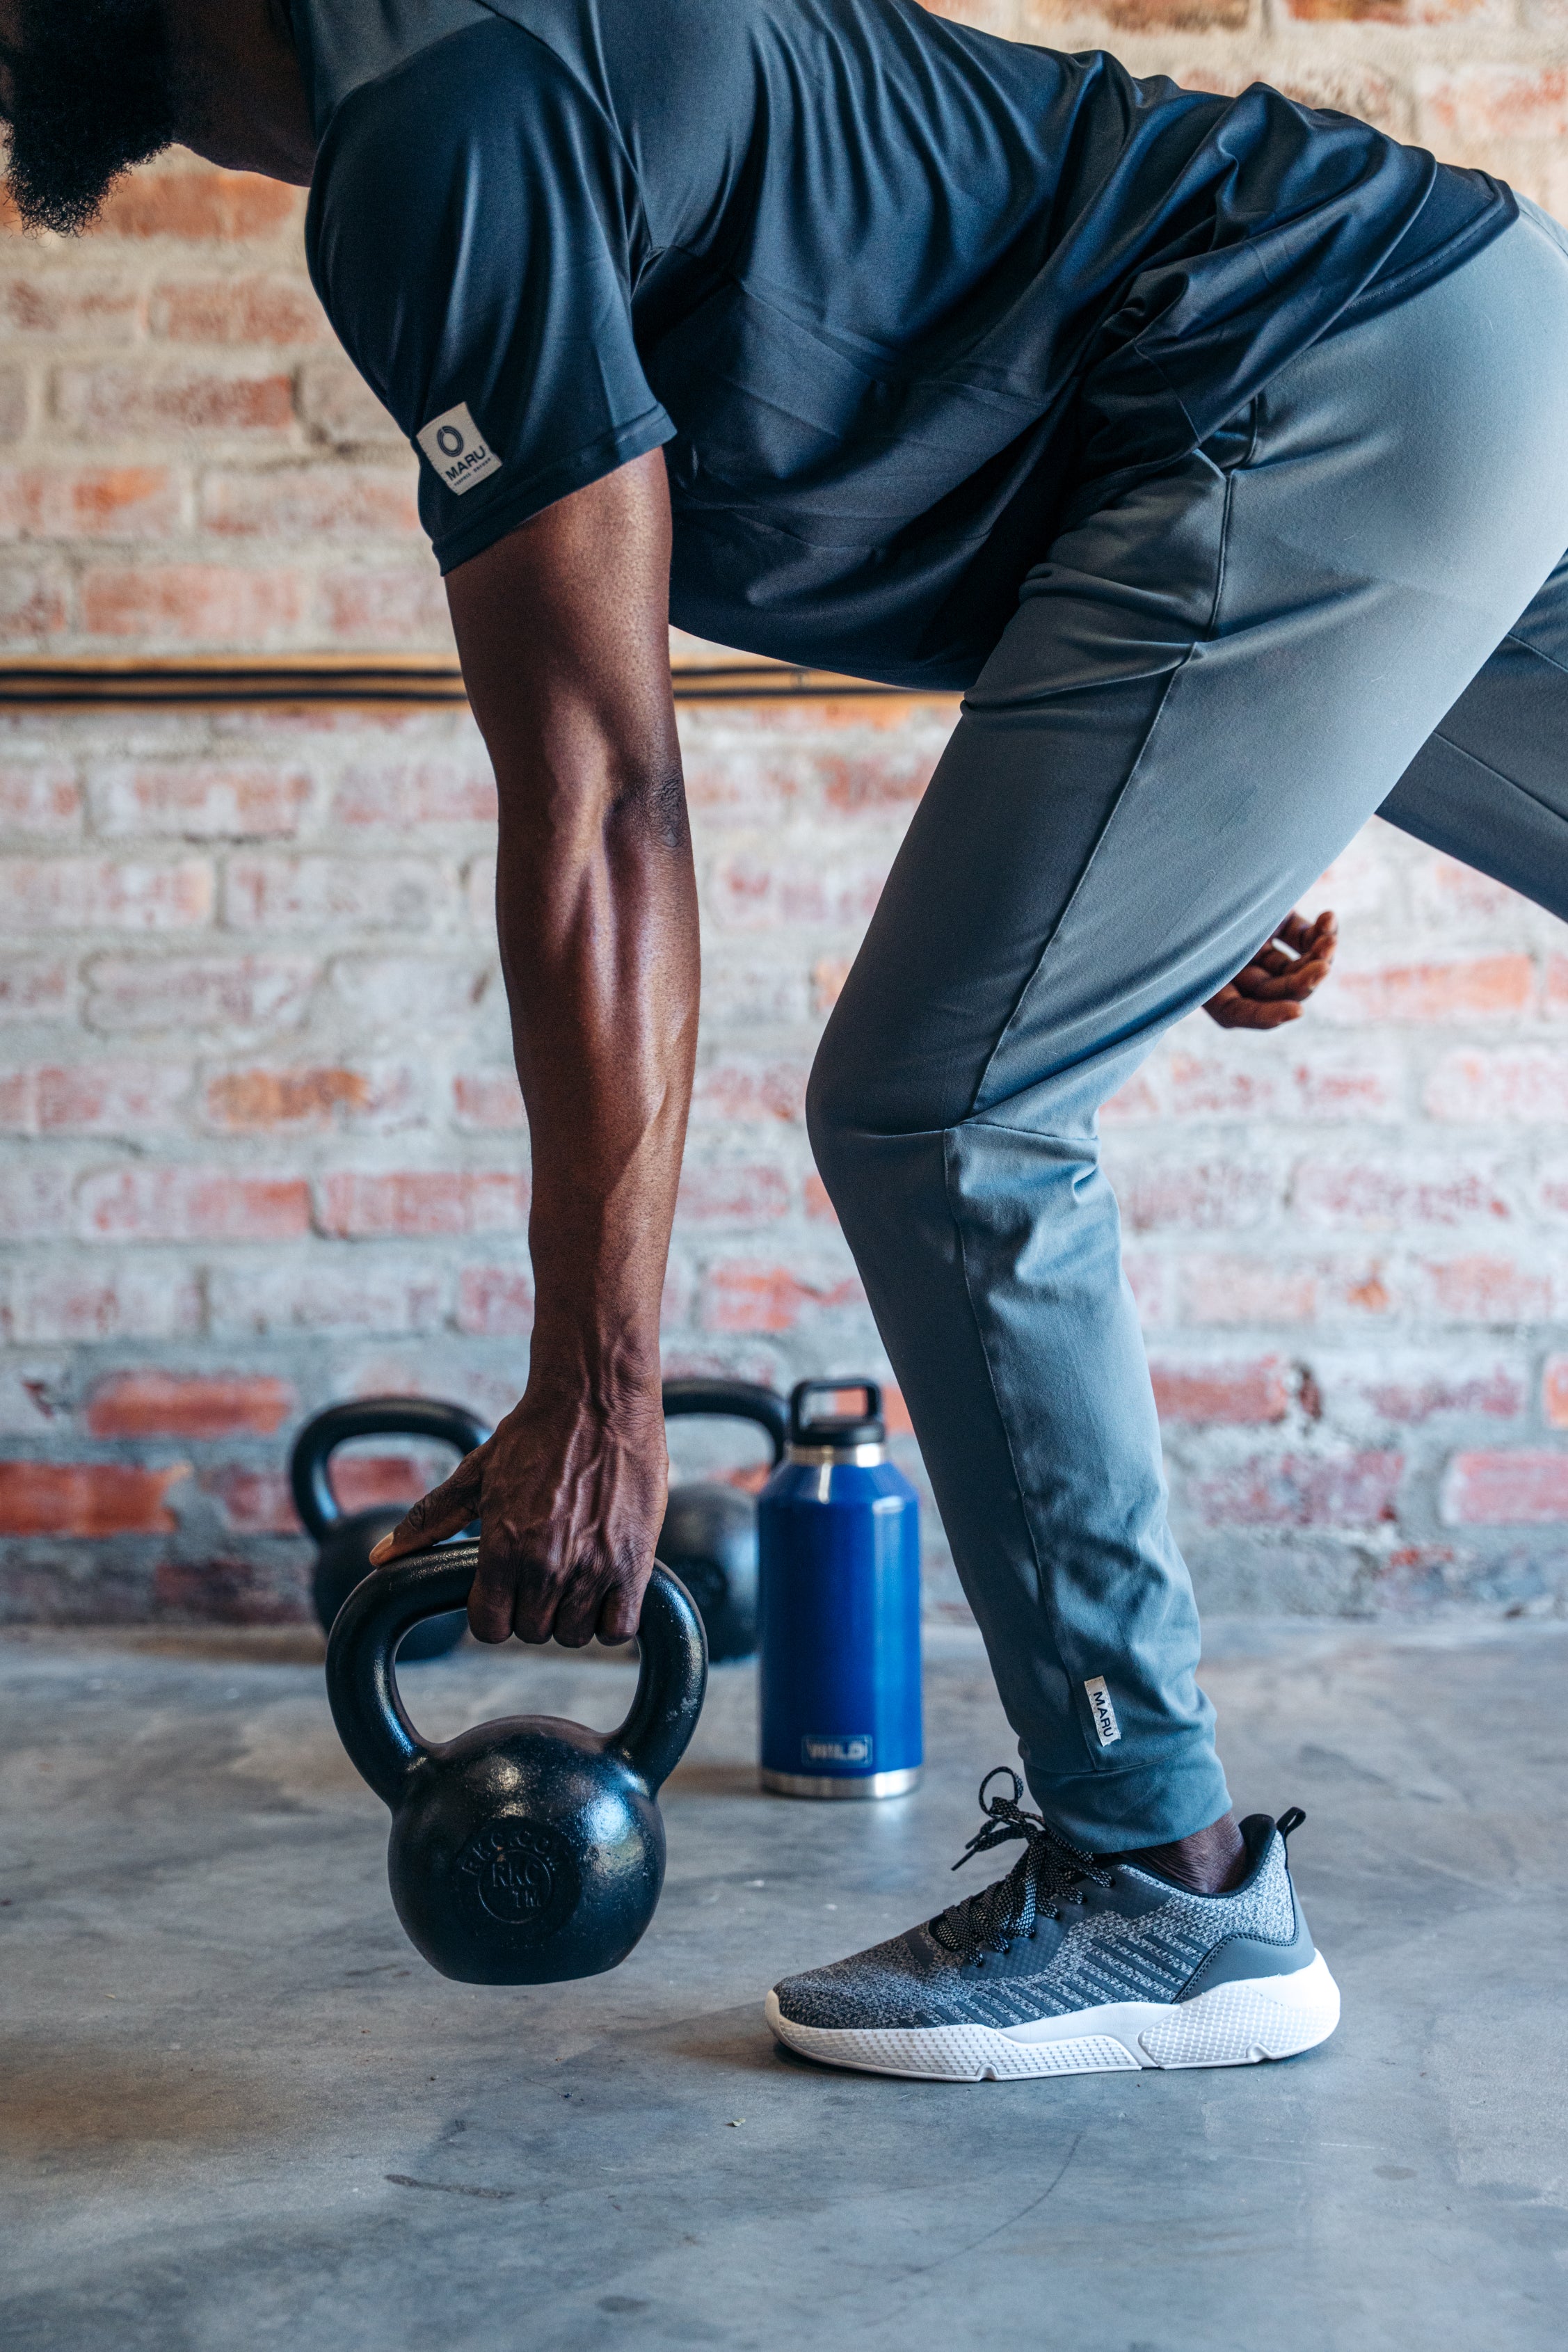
[765,1769,1340,2081]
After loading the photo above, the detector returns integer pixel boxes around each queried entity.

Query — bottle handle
[788,1379,882,1445]
[290,1397,490,1541]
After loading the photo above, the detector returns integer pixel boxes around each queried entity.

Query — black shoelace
[929,1769,1112,1963]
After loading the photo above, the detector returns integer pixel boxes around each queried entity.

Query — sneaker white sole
[765,1951,1340,2082]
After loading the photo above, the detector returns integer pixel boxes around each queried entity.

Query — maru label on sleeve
[416,401,503,494]
[1084,1677,1121,1746]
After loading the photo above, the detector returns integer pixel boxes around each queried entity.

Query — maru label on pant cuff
[1084,1676,1121,1745]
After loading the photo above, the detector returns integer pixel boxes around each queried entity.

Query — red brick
[56,365,294,438]
[1287,0,1501,17]
[81,566,305,643]
[1331,954,1534,1023]
[86,1371,296,1440]
[149,275,328,345]
[690,1059,810,1125]
[0,566,68,640]
[0,1060,187,1135]
[456,1263,536,1335]
[701,1261,867,1334]
[202,467,419,538]
[0,467,179,541]
[328,956,490,1025]
[1426,1050,1568,1124]
[1417,1255,1553,1321]
[77,1167,311,1242]
[1194,1450,1402,1528]
[0,857,212,931]
[1419,67,1568,149]
[451,1071,526,1131]
[821,747,940,810]
[1101,1072,1162,1122]
[1181,1258,1320,1324]
[1,276,141,339]
[1361,1367,1523,1423]
[3,1263,202,1343]
[0,365,26,438]
[1121,1250,1170,1326]
[150,1552,311,1626]
[296,358,402,447]
[1164,1053,1281,1120]
[712,851,887,930]
[0,1460,187,1536]
[331,758,497,826]
[1287,1053,1401,1122]
[206,1261,447,1336]
[1411,853,1521,922]
[200,1448,430,1534]
[202,1063,417,1133]
[1149,1357,1290,1424]
[810,955,852,1014]
[0,1167,72,1238]
[316,1170,527,1237]
[1117,1160,1276,1234]
[321,566,450,641]
[84,954,315,1034]
[1102,0,1247,24]
[198,1463,297,1533]
[677,1164,791,1221]
[0,957,71,1019]
[92,168,303,241]
[803,1171,838,1222]
[223,855,442,929]
[0,762,79,838]
[1546,1358,1568,1428]
[1293,1160,1510,1229]
[86,762,310,842]
[1441,1450,1568,1526]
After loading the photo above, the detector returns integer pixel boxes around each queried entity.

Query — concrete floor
[1,1618,1565,2352]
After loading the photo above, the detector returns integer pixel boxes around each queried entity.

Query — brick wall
[2,2,1567,1626]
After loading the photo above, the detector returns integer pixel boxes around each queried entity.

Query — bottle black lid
[790,1379,884,1448]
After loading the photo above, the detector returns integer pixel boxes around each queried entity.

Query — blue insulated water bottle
[758,1380,922,1798]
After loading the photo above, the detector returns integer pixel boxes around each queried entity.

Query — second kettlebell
[659,1379,789,1662]
[291,1396,490,1662]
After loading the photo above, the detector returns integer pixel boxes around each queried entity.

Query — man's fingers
[1231,954,1334,1003]
[367,1449,486,1565]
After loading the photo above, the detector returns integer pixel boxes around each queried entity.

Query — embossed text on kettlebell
[457,1819,577,1937]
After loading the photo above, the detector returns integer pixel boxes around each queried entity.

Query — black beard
[3,0,177,235]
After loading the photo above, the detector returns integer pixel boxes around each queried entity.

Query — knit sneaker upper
[771,1772,1310,2034]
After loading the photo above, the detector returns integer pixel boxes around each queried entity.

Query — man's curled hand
[367,1388,668,1647]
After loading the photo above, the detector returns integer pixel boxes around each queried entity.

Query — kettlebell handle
[291,1397,491,1542]
[325,1549,708,1806]
[662,1378,788,1466]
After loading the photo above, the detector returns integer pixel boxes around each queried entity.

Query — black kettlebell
[659,1379,789,1663]
[292,1397,490,1663]
[326,1547,707,1984]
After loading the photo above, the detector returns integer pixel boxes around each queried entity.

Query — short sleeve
[305,19,675,574]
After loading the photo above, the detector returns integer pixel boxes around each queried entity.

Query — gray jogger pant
[807,200,1568,1850]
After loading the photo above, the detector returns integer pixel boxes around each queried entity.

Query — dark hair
[2,0,176,235]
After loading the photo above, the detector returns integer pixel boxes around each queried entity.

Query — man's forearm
[495,755,698,1400]
[369,451,696,1642]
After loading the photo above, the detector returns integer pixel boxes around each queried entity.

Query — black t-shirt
[298,0,1512,690]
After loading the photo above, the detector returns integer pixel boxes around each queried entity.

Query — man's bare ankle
[1109,1810,1248,1895]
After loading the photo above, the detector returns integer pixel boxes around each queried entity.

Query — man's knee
[804,1023,870,1209]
